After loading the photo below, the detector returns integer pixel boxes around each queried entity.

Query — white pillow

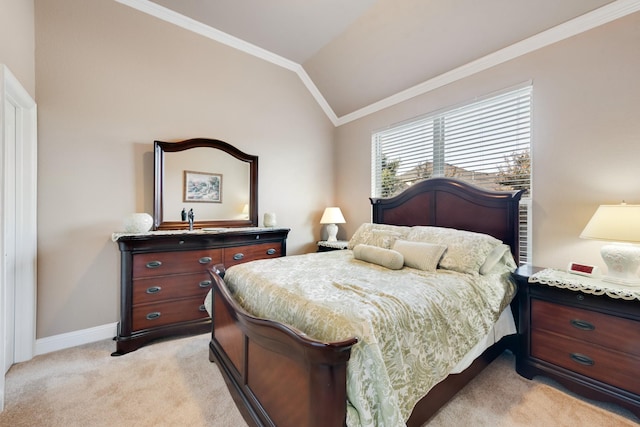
[406,226,502,274]
[347,223,411,250]
[479,244,510,275]
[353,244,404,270]
[392,240,447,272]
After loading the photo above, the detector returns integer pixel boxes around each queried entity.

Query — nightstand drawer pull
[145,261,162,269]
[266,248,276,255]
[146,286,162,294]
[198,257,212,264]
[199,280,212,288]
[233,253,245,261]
[146,312,161,320]
[199,304,207,312]
[570,352,594,366]
[570,319,595,331]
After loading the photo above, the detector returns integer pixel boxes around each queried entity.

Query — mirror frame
[154,138,258,230]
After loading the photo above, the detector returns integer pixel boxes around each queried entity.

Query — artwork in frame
[183,170,222,203]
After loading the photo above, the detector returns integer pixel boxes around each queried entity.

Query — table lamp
[580,203,640,285]
[320,207,346,242]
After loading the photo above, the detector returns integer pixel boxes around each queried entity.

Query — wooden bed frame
[208,178,524,427]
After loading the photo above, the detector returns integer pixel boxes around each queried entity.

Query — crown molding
[336,0,640,126]
[116,0,640,128]
[115,0,339,125]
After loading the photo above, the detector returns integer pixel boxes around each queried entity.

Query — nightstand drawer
[132,296,209,331]
[532,299,640,356]
[532,329,640,395]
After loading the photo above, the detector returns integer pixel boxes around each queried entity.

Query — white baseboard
[35,323,118,356]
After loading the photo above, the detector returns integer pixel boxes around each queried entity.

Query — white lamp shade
[580,203,640,285]
[320,207,346,224]
[580,204,640,243]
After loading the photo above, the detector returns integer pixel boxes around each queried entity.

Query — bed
[205,178,524,427]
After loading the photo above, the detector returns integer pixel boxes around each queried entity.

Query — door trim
[1,64,37,411]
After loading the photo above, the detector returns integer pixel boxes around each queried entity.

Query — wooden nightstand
[512,265,640,418]
[317,240,349,252]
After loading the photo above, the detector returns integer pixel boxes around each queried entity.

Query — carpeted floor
[0,334,637,426]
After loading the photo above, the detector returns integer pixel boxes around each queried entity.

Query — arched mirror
[154,138,258,230]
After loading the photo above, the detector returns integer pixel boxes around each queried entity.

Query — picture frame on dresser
[512,265,640,419]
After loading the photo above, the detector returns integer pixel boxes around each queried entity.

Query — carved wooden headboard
[370,178,524,262]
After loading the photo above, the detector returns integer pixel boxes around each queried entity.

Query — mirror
[154,138,258,230]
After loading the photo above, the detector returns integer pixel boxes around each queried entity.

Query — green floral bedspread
[223,250,515,427]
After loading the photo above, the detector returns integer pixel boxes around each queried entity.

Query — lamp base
[325,223,338,242]
[601,243,640,287]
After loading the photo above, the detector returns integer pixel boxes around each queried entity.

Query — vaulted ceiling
[119,0,636,125]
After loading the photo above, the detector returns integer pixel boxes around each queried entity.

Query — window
[372,84,532,264]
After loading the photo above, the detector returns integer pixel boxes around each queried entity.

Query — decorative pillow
[406,226,502,274]
[347,223,411,250]
[479,244,511,275]
[392,240,447,272]
[353,244,404,270]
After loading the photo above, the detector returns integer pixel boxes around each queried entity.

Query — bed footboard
[208,266,358,427]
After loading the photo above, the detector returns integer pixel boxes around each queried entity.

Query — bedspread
[219,250,516,427]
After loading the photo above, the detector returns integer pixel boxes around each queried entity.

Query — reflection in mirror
[154,138,258,230]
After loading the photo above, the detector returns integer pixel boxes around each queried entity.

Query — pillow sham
[479,244,511,275]
[347,223,411,250]
[353,244,404,270]
[392,239,447,272]
[406,226,502,274]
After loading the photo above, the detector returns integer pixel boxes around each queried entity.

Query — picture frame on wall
[183,170,222,203]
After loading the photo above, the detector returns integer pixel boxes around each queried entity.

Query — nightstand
[512,265,640,418]
[317,240,349,252]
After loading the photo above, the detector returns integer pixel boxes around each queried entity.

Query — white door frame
[0,65,37,411]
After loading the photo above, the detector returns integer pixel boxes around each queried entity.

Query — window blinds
[371,84,532,263]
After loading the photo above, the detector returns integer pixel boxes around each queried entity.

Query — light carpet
[0,334,637,426]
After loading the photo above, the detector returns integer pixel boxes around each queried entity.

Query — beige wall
[335,12,640,274]
[0,0,35,96]
[34,0,334,338]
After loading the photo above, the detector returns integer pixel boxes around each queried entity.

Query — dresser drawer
[132,272,212,305]
[224,242,282,267]
[132,296,209,331]
[532,329,640,395]
[132,249,223,278]
[532,299,640,356]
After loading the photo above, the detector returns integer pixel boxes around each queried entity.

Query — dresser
[112,227,289,355]
[513,265,640,418]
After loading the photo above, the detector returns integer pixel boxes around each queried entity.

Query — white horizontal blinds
[371,84,532,263]
[372,118,435,198]
[443,86,531,191]
[519,200,532,265]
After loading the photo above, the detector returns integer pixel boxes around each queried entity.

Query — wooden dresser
[113,227,289,355]
[513,265,640,418]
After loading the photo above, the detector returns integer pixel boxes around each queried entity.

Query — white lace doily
[529,268,640,301]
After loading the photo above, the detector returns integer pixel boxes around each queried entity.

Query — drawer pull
[570,319,595,331]
[233,253,245,261]
[199,257,213,264]
[146,312,161,320]
[266,248,276,255]
[570,353,594,366]
[199,304,207,312]
[146,261,162,269]
[146,286,162,294]
[199,280,212,288]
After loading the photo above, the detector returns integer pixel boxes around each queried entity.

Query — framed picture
[183,170,222,203]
